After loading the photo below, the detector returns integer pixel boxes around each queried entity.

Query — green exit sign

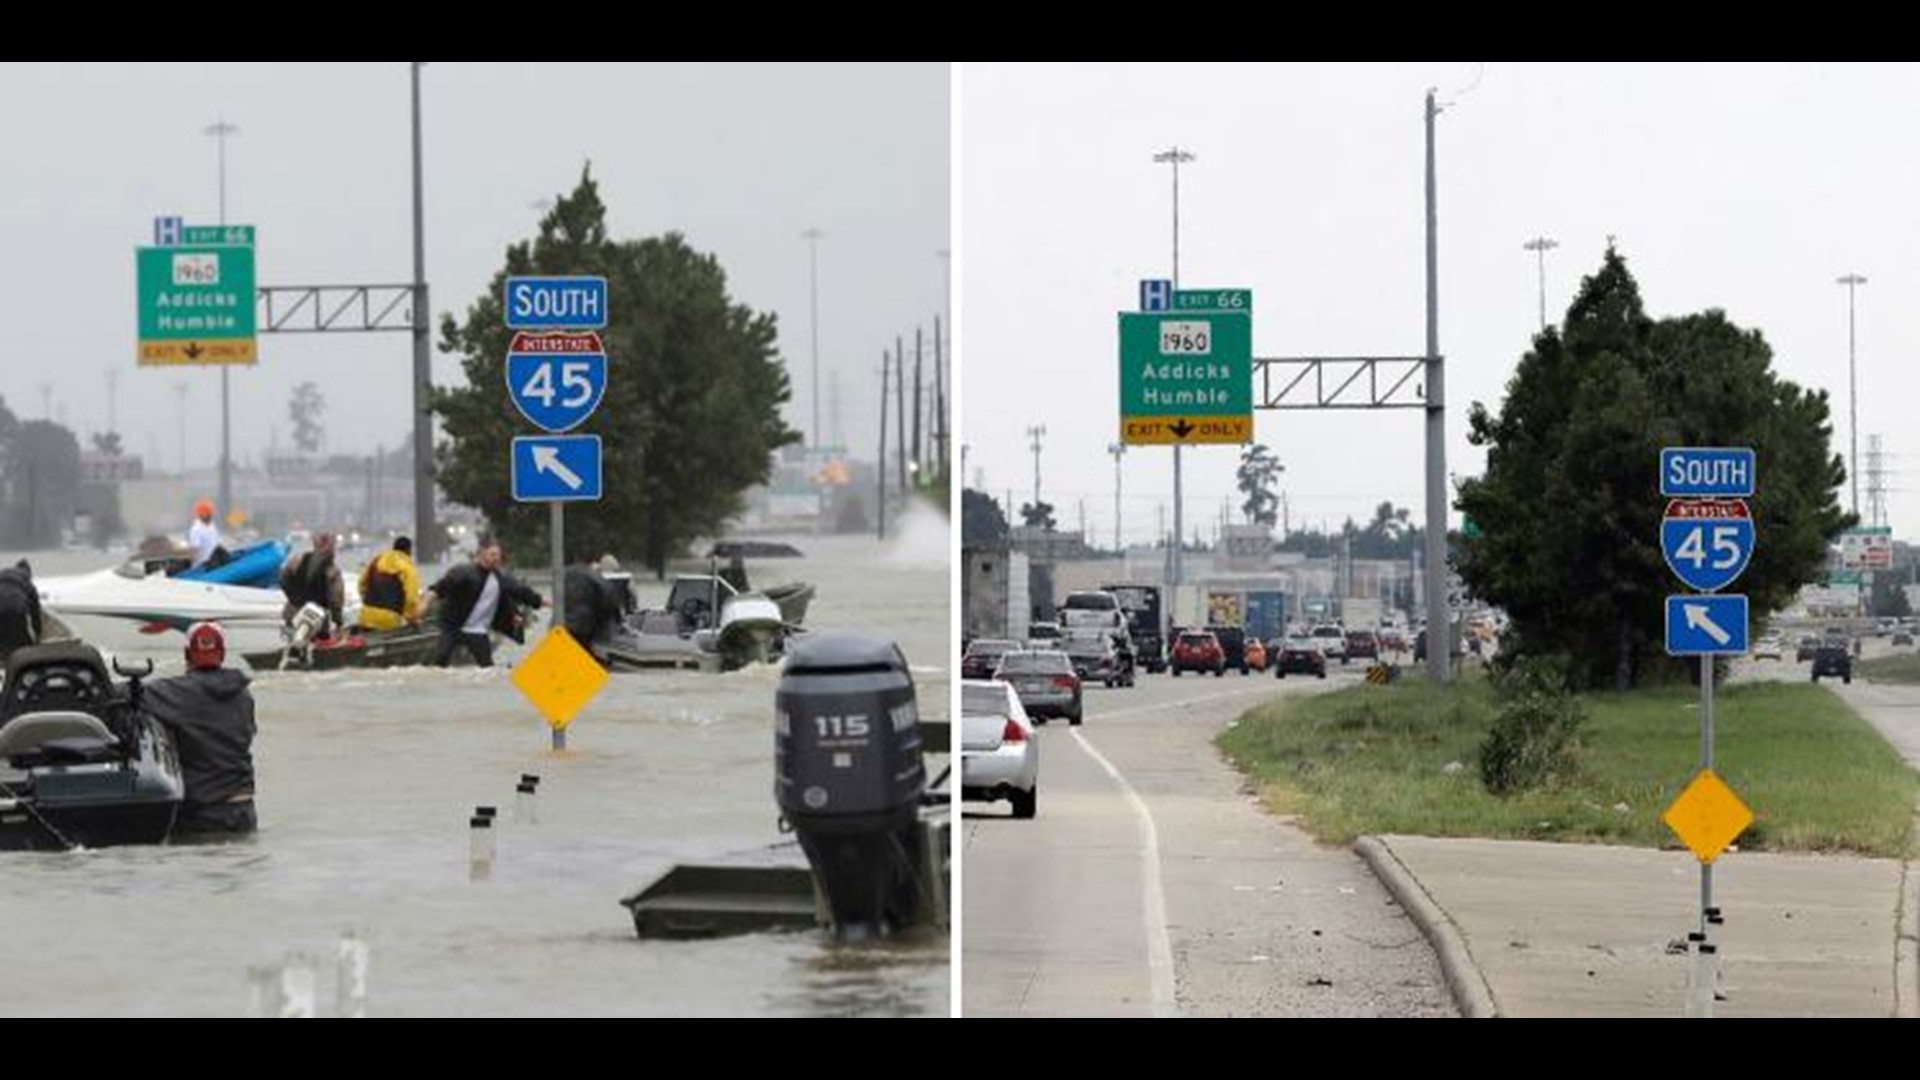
[1173,288,1251,312]
[183,225,254,246]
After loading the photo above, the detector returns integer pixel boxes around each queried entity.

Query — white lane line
[1069,725,1179,1018]
[1091,682,1284,722]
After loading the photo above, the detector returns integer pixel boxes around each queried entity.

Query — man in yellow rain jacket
[358,536,423,631]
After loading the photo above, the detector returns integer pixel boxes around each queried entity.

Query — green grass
[1859,652,1920,685]
[1217,679,1917,858]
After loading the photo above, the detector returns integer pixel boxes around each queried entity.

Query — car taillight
[1052,675,1077,690]
[1002,719,1026,743]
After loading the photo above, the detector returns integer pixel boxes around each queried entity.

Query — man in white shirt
[187,499,222,569]
[424,536,545,667]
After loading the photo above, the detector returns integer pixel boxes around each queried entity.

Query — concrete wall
[963,548,1030,641]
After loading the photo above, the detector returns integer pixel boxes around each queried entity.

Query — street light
[1523,236,1558,331]
[1837,273,1867,518]
[803,228,824,448]
[1152,146,1195,607]
[1108,442,1125,553]
[203,118,239,521]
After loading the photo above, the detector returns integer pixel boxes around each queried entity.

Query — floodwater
[0,520,949,1017]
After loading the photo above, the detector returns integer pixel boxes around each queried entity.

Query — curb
[1356,835,1499,1018]
[1900,841,1919,1019]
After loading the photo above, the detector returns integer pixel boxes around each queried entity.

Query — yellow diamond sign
[1662,769,1754,864]
[511,627,608,730]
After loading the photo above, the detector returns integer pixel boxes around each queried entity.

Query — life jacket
[363,553,406,613]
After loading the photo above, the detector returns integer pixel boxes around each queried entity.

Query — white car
[961,679,1039,819]
[1309,623,1348,663]
[1752,635,1784,661]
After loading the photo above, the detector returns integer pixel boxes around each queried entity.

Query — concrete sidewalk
[1347,675,1920,1017]
[1362,834,1917,1017]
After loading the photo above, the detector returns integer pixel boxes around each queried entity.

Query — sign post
[505,276,609,749]
[1658,446,1757,1017]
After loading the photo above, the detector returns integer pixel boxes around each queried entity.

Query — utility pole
[876,351,889,541]
[1026,424,1047,512]
[1523,236,1558,331]
[1422,90,1453,683]
[410,63,438,561]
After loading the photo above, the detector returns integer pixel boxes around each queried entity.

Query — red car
[1170,630,1226,677]
[1345,630,1380,662]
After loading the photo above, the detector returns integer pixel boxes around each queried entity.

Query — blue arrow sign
[512,435,602,502]
[1661,499,1754,592]
[1140,278,1172,312]
[504,276,609,330]
[1661,447,1755,498]
[506,345,606,433]
[1665,594,1749,656]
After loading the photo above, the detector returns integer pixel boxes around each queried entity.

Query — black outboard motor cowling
[775,634,926,938]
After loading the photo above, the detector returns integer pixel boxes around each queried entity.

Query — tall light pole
[410,62,439,562]
[1153,146,1194,618]
[1026,424,1047,520]
[803,228,824,448]
[204,118,239,520]
[174,382,189,478]
[1837,273,1867,518]
[1523,236,1557,331]
[1108,442,1126,553]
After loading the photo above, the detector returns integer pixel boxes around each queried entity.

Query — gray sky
[0,62,947,470]
[960,62,1916,546]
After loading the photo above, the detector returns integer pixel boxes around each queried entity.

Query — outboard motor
[281,602,330,670]
[775,634,926,939]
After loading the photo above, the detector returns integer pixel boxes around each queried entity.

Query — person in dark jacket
[279,531,346,631]
[562,557,636,652]
[143,621,257,835]
[0,559,44,662]
[425,536,544,668]
[717,549,750,593]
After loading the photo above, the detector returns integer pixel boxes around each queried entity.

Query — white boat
[37,548,363,632]
[37,564,289,629]
[598,575,795,672]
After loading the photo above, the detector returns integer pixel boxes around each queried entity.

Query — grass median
[1217,677,1917,857]
[1859,652,1920,685]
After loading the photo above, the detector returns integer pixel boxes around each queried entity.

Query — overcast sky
[959,62,1916,546]
[0,62,947,471]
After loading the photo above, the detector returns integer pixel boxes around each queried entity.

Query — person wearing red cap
[142,621,258,835]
